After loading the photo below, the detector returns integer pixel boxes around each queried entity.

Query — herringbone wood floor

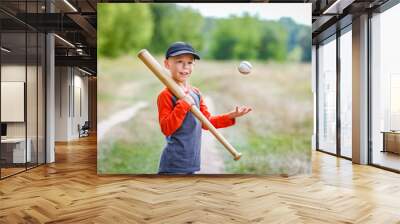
[1,135,400,223]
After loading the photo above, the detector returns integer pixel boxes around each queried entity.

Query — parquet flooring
[1,135,399,223]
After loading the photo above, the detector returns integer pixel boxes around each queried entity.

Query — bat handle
[190,106,242,160]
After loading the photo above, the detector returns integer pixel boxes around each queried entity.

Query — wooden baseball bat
[137,49,242,161]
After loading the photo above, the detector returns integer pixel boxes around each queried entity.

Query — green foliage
[298,26,312,62]
[208,18,237,60]
[209,14,262,60]
[209,15,291,61]
[149,4,204,54]
[98,4,154,58]
[279,17,311,62]
[279,17,299,53]
[148,4,176,54]
[98,3,311,62]
[258,21,288,61]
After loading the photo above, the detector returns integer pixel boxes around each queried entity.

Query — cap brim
[168,50,200,59]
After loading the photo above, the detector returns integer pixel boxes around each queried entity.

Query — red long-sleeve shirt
[157,87,235,136]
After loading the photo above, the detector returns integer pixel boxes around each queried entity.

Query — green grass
[98,94,165,174]
[97,92,138,102]
[98,140,163,174]
[224,132,311,175]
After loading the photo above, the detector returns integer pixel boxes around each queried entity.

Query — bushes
[98,4,154,58]
[98,3,311,62]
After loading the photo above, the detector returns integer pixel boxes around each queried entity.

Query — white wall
[1,65,36,138]
[55,67,89,141]
[72,72,89,137]
[1,66,25,126]
[1,63,46,164]
[1,65,26,142]
[55,66,69,141]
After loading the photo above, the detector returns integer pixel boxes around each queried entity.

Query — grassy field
[98,55,312,175]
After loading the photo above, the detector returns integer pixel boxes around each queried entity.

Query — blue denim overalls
[158,89,202,174]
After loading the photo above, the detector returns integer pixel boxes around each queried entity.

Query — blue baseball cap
[165,42,200,60]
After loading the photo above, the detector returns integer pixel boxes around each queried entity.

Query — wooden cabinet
[382,132,400,154]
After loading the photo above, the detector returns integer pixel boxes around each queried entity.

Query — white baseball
[238,61,252,75]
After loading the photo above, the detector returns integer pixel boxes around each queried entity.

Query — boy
[157,42,252,174]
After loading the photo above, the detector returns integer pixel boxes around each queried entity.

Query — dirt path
[198,96,225,174]
[98,101,148,141]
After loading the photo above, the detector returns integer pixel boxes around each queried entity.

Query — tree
[149,4,178,54]
[98,3,310,62]
[258,21,288,61]
[298,26,312,62]
[209,14,262,60]
[279,17,299,53]
[279,17,311,62]
[209,18,237,60]
[149,4,204,55]
[98,4,154,58]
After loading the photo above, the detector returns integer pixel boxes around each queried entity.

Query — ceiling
[0,0,97,75]
[308,0,391,43]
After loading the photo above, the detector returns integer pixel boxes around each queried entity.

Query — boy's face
[164,54,195,83]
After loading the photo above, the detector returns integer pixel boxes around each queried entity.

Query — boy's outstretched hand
[227,106,252,119]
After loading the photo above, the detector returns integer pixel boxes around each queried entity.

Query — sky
[176,3,311,26]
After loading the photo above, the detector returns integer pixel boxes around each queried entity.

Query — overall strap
[171,88,201,106]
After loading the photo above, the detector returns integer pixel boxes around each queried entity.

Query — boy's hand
[182,94,195,106]
[227,106,252,119]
